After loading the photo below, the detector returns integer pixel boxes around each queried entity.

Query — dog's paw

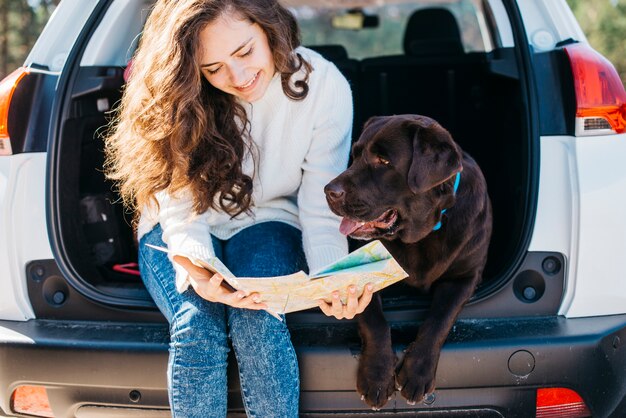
[356,348,397,409]
[395,345,438,405]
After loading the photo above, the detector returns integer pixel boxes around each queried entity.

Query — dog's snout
[324,182,346,203]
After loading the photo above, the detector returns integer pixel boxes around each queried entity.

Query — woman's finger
[173,255,212,279]
[330,292,344,318]
[345,286,359,318]
[356,283,374,314]
[207,272,226,292]
[235,293,268,310]
[317,299,332,316]
[187,275,216,301]
[187,272,230,302]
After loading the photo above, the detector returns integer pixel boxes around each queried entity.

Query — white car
[1,0,625,417]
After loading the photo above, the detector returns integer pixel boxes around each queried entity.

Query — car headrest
[403,8,464,57]
[308,45,349,62]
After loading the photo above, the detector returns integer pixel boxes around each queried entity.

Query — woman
[105,0,372,416]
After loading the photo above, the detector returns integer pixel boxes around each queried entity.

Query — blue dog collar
[432,172,461,231]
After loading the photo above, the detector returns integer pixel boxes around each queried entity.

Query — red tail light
[564,43,626,136]
[10,385,54,418]
[0,67,30,156]
[536,387,592,418]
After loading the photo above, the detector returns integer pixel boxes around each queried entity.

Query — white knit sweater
[137,47,353,292]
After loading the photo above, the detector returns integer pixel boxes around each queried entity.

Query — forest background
[0,0,624,84]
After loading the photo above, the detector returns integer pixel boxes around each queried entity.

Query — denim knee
[223,221,308,277]
[139,225,230,358]
[139,224,232,417]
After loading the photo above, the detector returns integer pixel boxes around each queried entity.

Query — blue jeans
[138,222,308,418]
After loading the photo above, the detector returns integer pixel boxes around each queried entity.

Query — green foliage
[566,0,626,84]
[0,0,58,79]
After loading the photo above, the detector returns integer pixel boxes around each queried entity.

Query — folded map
[146,240,408,317]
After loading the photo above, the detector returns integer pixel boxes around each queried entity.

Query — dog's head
[325,114,462,243]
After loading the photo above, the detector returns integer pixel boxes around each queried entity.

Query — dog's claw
[360,395,365,401]
[423,392,436,405]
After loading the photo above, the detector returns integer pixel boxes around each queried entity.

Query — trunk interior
[50,1,532,314]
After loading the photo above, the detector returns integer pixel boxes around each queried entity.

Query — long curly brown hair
[104,0,311,219]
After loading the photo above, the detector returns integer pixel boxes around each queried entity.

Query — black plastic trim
[1,315,624,417]
[472,0,541,300]
[71,65,126,100]
[6,69,58,154]
[25,249,564,323]
[45,0,155,308]
[25,259,165,323]
[532,47,577,135]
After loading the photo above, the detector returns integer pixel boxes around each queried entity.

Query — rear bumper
[0,315,625,418]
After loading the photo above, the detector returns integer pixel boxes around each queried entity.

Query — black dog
[325,114,492,409]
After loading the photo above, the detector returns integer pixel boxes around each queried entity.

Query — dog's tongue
[339,218,362,236]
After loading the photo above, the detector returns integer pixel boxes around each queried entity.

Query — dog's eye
[375,155,391,166]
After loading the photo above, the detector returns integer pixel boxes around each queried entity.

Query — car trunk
[46,0,537,320]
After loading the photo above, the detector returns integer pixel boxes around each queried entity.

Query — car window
[485,0,514,48]
[289,0,495,59]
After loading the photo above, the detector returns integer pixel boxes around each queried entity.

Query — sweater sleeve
[297,63,353,272]
[154,189,216,293]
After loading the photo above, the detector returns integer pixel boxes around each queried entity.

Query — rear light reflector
[10,385,54,418]
[564,43,626,136]
[0,67,29,156]
[536,387,592,418]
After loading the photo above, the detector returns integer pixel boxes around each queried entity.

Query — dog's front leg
[356,293,396,409]
[396,275,479,404]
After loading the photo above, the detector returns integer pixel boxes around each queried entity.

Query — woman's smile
[198,12,275,102]
[234,70,260,91]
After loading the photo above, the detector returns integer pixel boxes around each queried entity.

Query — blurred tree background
[0,0,59,79]
[0,0,625,83]
[567,0,626,85]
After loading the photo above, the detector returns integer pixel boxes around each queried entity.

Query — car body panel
[516,0,587,52]
[0,153,49,321]
[529,132,626,319]
[568,134,626,317]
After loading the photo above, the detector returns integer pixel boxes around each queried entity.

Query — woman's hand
[318,283,374,320]
[173,255,268,310]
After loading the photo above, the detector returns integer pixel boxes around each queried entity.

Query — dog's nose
[324,182,346,203]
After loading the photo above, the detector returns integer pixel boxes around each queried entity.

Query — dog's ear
[407,121,462,194]
[361,116,389,137]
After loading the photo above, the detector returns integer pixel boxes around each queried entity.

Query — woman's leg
[222,222,307,418]
[139,224,230,418]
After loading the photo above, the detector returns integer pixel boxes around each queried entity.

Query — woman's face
[198,12,276,103]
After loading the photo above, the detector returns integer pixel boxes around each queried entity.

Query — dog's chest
[382,240,446,291]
